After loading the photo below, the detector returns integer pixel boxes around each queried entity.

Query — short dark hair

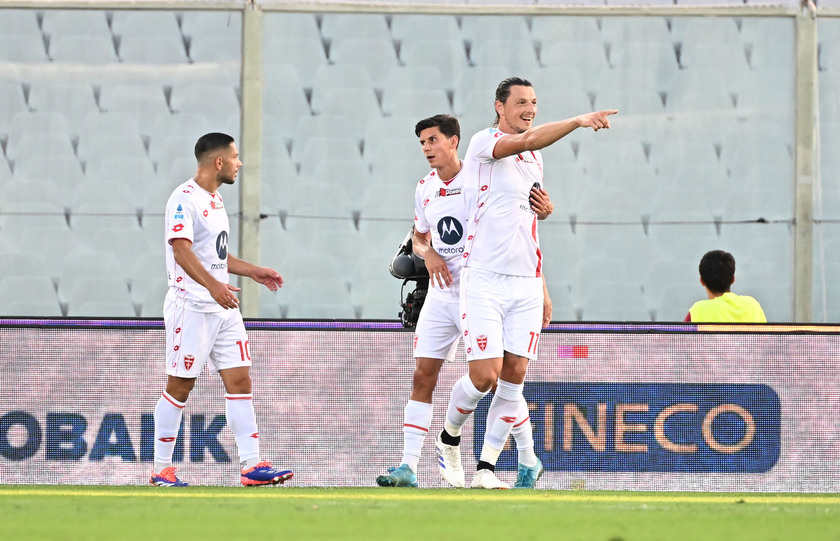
[195,132,234,161]
[494,77,533,125]
[415,114,460,144]
[699,250,736,294]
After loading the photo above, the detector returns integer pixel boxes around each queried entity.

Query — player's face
[497,85,537,134]
[217,143,242,185]
[418,126,458,170]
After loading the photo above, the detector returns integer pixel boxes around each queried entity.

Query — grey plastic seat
[400,38,469,85]
[0,9,41,37]
[111,11,182,39]
[263,38,327,88]
[0,276,61,316]
[460,15,530,44]
[189,35,242,64]
[27,82,99,136]
[49,35,118,64]
[0,82,27,134]
[469,39,540,72]
[381,89,451,118]
[600,16,672,44]
[41,10,111,40]
[328,39,398,88]
[390,14,460,42]
[181,10,242,40]
[12,154,85,187]
[262,12,320,42]
[0,34,48,62]
[119,35,189,64]
[320,13,390,46]
[5,133,76,164]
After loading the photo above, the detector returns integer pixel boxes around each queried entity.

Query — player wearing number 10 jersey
[150,132,293,488]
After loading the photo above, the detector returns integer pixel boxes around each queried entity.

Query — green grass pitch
[2,486,839,540]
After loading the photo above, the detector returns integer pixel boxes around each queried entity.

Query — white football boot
[435,435,465,488]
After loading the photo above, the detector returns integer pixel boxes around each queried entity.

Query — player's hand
[209,280,240,309]
[577,110,618,132]
[542,295,553,328]
[424,250,453,289]
[252,266,284,291]
[530,187,554,220]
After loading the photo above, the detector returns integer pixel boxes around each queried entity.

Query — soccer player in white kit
[150,132,293,487]
[375,115,555,489]
[450,77,618,489]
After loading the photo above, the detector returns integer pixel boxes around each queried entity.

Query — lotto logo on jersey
[476,335,488,351]
[172,224,184,233]
[437,217,463,245]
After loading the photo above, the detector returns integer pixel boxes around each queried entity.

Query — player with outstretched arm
[376,114,555,489]
[443,77,617,489]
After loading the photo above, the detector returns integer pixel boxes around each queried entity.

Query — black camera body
[389,228,429,328]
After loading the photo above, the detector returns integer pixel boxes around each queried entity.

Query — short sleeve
[166,193,195,245]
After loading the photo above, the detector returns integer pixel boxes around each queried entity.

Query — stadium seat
[0,276,62,317]
[329,38,399,88]
[0,34,48,63]
[382,66,445,97]
[181,10,242,40]
[300,159,371,192]
[607,43,679,91]
[320,13,390,46]
[170,85,240,125]
[57,251,128,303]
[41,10,112,40]
[5,111,71,157]
[4,133,76,165]
[351,279,400,320]
[27,83,99,137]
[86,156,158,189]
[381,89,451,118]
[666,70,737,119]
[76,133,148,172]
[78,111,143,143]
[48,35,118,64]
[469,39,540,72]
[390,14,460,42]
[0,158,11,188]
[652,283,701,322]
[735,70,795,123]
[119,35,189,64]
[292,137,362,176]
[670,16,741,45]
[111,10,182,39]
[262,12,321,43]
[541,42,611,89]
[189,35,241,64]
[313,88,381,121]
[363,115,419,150]
[14,152,85,190]
[0,9,41,37]
[70,203,141,238]
[2,180,64,208]
[310,65,376,106]
[400,38,469,86]
[531,16,600,47]
[0,82,27,135]
[264,38,328,88]
[599,16,672,45]
[460,15,531,44]
[452,66,518,117]
[264,87,311,143]
[679,42,750,81]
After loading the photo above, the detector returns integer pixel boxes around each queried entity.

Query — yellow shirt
[688,292,767,323]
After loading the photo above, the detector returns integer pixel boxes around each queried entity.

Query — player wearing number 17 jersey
[376,115,555,490]
[150,132,293,488]
[450,77,618,489]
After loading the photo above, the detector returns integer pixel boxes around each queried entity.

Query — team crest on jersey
[477,335,488,351]
[184,355,194,370]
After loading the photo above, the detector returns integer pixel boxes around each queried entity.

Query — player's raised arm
[493,110,618,160]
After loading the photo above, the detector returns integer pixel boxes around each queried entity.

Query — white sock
[154,391,185,473]
[225,393,260,469]
[444,374,488,437]
[480,379,523,466]
[401,400,433,472]
[511,395,538,467]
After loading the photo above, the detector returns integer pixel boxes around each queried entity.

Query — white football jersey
[164,179,231,312]
[462,128,544,277]
[414,167,467,302]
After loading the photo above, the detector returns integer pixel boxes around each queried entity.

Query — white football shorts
[460,267,543,361]
[413,295,461,362]
[164,295,251,377]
